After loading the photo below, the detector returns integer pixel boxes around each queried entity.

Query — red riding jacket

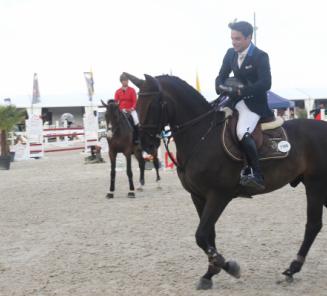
[114,87,137,111]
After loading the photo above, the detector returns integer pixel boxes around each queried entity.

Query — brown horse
[101,99,160,198]
[124,72,327,289]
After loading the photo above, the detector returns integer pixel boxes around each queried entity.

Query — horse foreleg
[283,182,324,280]
[107,150,117,199]
[134,149,145,187]
[153,155,161,182]
[126,154,135,198]
[195,195,238,290]
[139,158,145,186]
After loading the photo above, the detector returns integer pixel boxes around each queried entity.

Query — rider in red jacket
[114,73,140,144]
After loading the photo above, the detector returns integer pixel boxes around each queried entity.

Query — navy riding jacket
[215,43,274,118]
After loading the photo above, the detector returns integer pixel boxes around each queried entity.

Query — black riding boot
[133,124,140,145]
[239,132,265,190]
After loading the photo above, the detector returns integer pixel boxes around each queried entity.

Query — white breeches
[130,110,139,125]
[235,100,260,141]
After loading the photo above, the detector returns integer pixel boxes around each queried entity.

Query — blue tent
[267,91,294,109]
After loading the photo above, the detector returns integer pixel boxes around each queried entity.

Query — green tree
[0,105,26,156]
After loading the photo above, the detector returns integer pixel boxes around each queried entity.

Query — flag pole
[31,74,34,116]
[196,69,201,93]
[253,12,257,46]
[31,73,40,116]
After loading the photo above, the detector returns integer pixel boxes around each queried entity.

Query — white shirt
[238,43,251,68]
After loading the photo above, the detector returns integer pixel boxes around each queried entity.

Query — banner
[32,73,41,104]
[84,71,94,101]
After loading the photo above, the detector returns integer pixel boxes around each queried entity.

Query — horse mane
[156,75,211,110]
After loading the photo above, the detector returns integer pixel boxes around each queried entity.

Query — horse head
[101,100,121,139]
[101,99,121,129]
[125,73,164,154]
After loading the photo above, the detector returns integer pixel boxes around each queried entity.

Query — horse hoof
[106,193,114,199]
[196,277,212,290]
[224,260,241,279]
[128,192,135,198]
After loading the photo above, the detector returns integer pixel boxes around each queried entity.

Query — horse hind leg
[283,180,324,280]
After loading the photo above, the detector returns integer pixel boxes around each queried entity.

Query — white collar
[238,43,251,56]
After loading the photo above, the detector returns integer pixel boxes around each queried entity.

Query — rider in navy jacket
[215,21,273,191]
[216,44,274,119]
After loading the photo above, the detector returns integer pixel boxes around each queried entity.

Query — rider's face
[231,30,252,53]
[121,79,129,87]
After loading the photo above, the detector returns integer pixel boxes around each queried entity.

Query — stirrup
[240,166,265,190]
[240,166,253,178]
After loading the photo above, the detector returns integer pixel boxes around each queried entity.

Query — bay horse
[101,99,160,198]
[124,72,327,289]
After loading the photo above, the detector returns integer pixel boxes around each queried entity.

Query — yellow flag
[196,71,201,93]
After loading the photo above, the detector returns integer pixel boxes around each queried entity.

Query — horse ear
[122,72,144,88]
[144,74,161,91]
[101,99,108,107]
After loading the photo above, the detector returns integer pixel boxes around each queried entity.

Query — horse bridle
[137,74,168,139]
[105,103,126,137]
[138,79,226,171]
[138,89,218,139]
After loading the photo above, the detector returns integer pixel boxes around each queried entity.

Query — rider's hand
[218,84,241,96]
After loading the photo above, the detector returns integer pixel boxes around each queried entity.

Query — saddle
[222,110,291,161]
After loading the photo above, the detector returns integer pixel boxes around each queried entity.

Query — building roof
[5,93,111,108]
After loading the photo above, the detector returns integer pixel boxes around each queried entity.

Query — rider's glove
[218,84,241,97]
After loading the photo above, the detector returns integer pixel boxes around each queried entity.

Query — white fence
[43,127,85,152]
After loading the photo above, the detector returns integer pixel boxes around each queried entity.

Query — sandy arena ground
[0,151,326,296]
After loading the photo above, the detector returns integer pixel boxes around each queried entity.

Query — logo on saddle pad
[277,141,291,153]
[222,116,291,162]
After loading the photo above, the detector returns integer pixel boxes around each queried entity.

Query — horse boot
[239,132,265,191]
[133,124,141,145]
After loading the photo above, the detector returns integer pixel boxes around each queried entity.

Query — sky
[1,0,327,105]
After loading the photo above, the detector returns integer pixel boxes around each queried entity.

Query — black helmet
[120,73,129,82]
